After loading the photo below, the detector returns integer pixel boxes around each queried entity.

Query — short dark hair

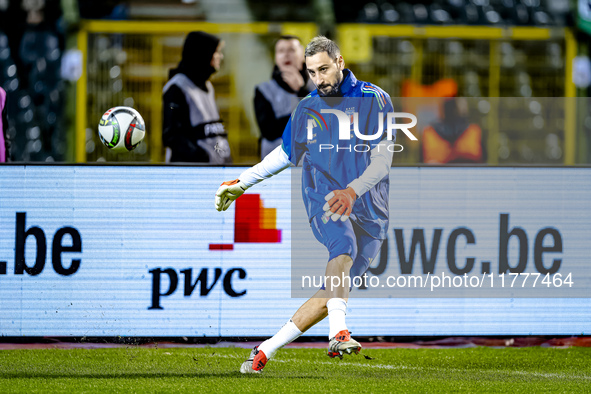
[275,35,301,48]
[304,36,340,58]
[277,35,301,42]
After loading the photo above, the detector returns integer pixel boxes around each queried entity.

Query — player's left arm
[323,92,395,222]
[323,140,394,221]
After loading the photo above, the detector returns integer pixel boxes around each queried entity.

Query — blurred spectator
[422,98,484,164]
[162,31,231,164]
[402,79,483,164]
[0,87,8,162]
[254,35,314,159]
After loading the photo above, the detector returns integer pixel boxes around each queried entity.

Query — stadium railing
[75,21,577,165]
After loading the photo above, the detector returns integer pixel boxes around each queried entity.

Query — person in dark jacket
[162,31,231,163]
[254,35,314,159]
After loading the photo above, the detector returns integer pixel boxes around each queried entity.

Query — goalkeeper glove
[322,187,357,222]
[215,179,249,211]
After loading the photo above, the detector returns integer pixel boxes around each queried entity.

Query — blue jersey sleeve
[281,100,310,165]
[281,115,292,160]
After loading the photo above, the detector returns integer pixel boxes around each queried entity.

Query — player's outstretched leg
[239,291,329,373]
[239,319,303,373]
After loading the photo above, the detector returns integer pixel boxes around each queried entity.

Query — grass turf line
[0,347,590,392]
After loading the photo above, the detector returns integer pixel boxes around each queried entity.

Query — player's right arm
[214,144,291,211]
[215,100,307,212]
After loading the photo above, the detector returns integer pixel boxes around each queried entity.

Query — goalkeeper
[215,36,395,373]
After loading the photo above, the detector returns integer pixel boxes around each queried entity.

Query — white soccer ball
[98,106,146,153]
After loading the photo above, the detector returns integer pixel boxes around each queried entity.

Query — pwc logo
[149,194,282,310]
[209,194,282,251]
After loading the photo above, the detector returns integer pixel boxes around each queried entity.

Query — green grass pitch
[0,346,590,392]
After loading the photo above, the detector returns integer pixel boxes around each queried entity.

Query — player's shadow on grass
[2,372,242,379]
[3,371,326,379]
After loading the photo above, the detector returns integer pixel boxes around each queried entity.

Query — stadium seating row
[348,0,570,26]
[0,30,65,162]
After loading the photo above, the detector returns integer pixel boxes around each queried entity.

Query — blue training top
[281,69,393,240]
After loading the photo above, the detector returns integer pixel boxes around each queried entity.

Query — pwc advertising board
[0,165,589,337]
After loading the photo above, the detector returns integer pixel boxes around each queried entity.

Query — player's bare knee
[327,254,353,273]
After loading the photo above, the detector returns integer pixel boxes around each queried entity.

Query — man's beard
[317,75,343,97]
